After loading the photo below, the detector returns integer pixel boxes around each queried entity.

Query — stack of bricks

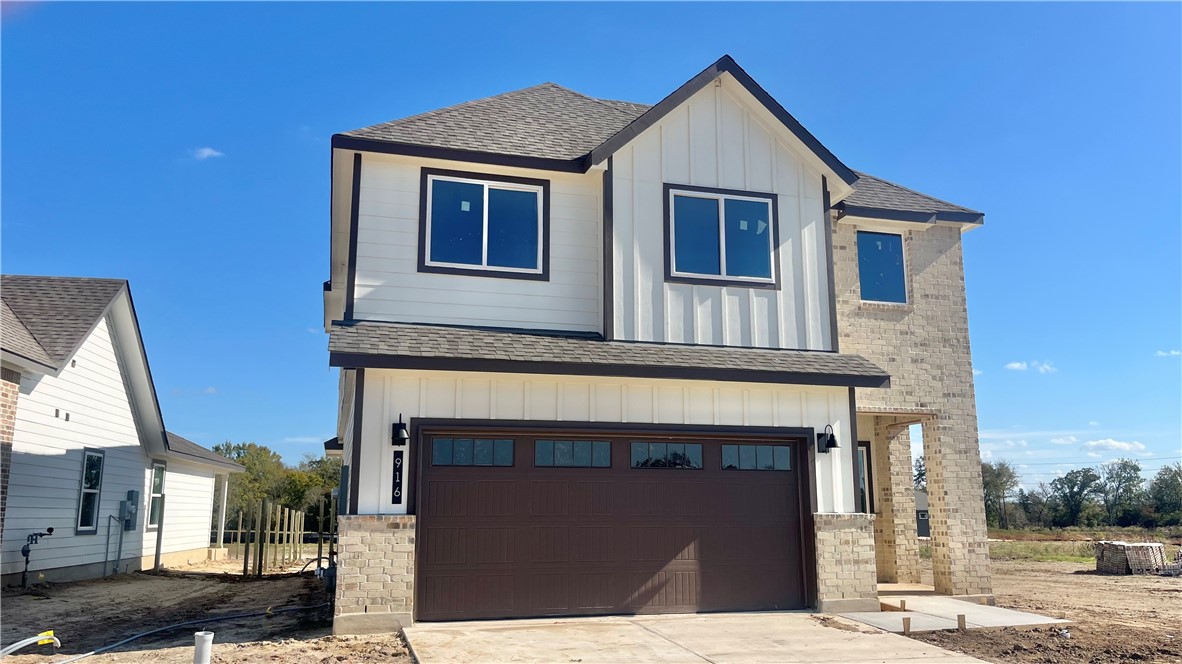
[814,513,879,612]
[334,514,415,634]
[833,221,993,597]
[0,368,20,535]
[1094,541,1166,575]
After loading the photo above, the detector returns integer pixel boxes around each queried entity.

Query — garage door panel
[418,433,805,621]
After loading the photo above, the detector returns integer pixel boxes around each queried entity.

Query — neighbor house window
[420,168,549,280]
[432,438,514,466]
[148,462,165,527]
[665,184,777,287]
[721,444,791,471]
[856,231,907,303]
[76,449,105,532]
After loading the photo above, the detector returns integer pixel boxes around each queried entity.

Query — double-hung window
[665,184,778,287]
[420,168,549,280]
[148,462,165,527]
[856,231,907,303]
[76,449,105,533]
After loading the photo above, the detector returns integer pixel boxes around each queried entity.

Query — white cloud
[283,436,323,444]
[1086,451,1103,459]
[1050,436,1078,446]
[203,386,218,395]
[980,428,1090,441]
[191,147,225,160]
[1032,361,1057,374]
[1005,361,1028,371]
[1081,438,1147,453]
[1156,350,1181,357]
[973,369,983,376]
[980,449,993,460]
[1088,421,1100,427]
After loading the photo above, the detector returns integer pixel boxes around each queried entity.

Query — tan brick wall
[871,420,920,583]
[334,514,415,633]
[814,512,879,612]
[0,368,20,537]
[834,221,992,596]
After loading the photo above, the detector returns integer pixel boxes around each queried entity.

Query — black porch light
[392,415,410,446]
[816,425,839,454]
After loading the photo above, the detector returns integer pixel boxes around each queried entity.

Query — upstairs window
[76,449,105,533]
[856,231,907,303]
[665,184,778,288]
[420,168,549,280]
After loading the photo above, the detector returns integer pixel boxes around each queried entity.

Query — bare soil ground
[0,559,410,663]
[912,560,1182,664]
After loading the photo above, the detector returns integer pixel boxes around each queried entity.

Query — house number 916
[392,450,404,504]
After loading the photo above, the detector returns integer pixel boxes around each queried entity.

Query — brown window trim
[856,440,874,514]
[417,167,551,282]
[663,182,781,290]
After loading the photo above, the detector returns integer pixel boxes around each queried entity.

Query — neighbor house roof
[837,172,984,225]
[328,322,890,389]
[165,431,243,471]
[1,275,126,370]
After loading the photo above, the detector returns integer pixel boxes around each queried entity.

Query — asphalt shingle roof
[1,275,126,368]
[840,171,983,222]
[329,323,889,388]
[343,83,645,162]
[165,431,243,470]
[2,300,53,368]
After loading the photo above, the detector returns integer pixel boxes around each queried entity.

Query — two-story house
[322,55,991,634]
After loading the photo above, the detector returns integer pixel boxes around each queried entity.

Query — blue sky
[3,3,1179,480]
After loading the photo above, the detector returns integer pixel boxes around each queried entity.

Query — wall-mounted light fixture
[391,415,409,446]
[816,425,839,454]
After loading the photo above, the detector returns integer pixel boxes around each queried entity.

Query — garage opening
[415,428,810,621]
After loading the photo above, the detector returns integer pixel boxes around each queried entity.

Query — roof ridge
[1,298,46,355]
[542,82,644,120]
[853,171,980,214]
[342,83,560,134]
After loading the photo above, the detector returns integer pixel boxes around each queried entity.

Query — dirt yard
[0,562,410,663]
[912,559,1182,664]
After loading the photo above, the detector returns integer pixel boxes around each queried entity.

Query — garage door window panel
[432,437,513,467]
[630,442,702,469]
[535,440,611,468]
[722,444,791,471]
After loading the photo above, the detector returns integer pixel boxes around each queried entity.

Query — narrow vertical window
[149,463,165,527]
[76,450,105,532]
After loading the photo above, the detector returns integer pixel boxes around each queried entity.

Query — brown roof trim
[588,55,858,186]
[329,351,890,389]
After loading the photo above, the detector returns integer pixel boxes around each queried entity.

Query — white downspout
[215,475,228,549]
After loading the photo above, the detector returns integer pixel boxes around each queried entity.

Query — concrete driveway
[404,612,985,663]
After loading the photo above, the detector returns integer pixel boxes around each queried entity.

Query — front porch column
[871,418,920,584]
[923,419,992,595]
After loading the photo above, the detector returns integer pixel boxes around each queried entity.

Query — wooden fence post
[241,507,252,576]
[258,499,271,576]
[235,510,244,560]
[316,497,325,570]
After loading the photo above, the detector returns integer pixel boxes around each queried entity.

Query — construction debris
[1093,541,1175,575]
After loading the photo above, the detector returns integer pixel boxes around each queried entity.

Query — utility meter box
[120,490,140,531]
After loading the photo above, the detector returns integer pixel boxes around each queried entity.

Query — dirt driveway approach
[0,570,409,663]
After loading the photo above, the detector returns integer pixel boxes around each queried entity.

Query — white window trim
[424,173,545,275]
[855,229,910,305]
[667,188,776,284]
[76,449,105,533]
[148,462,166,528]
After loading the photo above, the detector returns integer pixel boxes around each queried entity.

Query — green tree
[913,457,927,491]
[213,442,290,528]
[1098,458,1145,526]
[981,460,1020,528]
[1148,462,1182,526]
[1049,468,1101,527]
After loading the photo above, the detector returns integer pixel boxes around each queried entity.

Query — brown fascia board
[329,351,891,389]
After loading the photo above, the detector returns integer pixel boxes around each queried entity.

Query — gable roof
[837,172,985,225]
[1,275,126,370]
[329,322,890,389]
[165,431,242,471]
[333,55,858,185]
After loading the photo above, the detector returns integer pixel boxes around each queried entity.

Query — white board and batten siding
[352,369,856,517]
[351,153,602,333]
[611,74,834,351]
[1,316,214,577]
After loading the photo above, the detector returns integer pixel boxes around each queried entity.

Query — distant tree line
[980,459,1182,529]
[212,442,342,531]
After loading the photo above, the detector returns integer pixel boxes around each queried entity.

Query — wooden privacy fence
[211,493,338,576]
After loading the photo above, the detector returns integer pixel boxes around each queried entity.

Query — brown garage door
[416,430,807,621]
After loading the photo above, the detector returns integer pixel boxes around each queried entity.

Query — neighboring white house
[0,275,242,585]
[322,55,991,633]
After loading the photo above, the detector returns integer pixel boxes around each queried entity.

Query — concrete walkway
[404,612,986,663]
[840,595,1070,633]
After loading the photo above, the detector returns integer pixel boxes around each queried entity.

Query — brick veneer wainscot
[0,368,19,536]
[333,514,416,634]
[813,512,879,612]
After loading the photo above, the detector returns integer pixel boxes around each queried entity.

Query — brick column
[334,514,415,634]
[871,419,920,583]
[0,368,20,537]
[814,513,879,612]
[924,419,992,595]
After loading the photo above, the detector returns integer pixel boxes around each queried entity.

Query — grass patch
[989,540,1096,563]
[987,526,1182,544]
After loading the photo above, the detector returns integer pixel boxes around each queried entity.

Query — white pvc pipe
[193,631,214,664]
